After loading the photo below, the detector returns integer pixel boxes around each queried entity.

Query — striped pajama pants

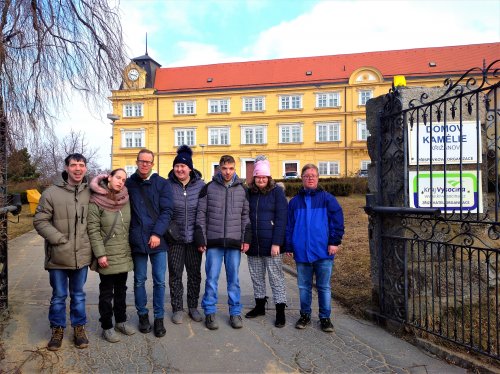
[247,255,287,304]
[167,242,202,312]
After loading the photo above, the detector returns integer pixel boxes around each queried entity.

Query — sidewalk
[1,230,466,373]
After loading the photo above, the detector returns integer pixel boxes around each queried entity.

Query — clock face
[128,68,139,81]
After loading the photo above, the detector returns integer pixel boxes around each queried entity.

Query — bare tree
[0,0,128,310]
[32,129,101,186]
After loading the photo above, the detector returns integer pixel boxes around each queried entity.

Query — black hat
[173,145,193,170]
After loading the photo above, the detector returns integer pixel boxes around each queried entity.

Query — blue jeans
[201,248,242,316]
[48,267,88,328]
[296,259,333,319]
[133,251,167,319]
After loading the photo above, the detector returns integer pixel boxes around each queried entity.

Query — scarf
[90,174,129,212]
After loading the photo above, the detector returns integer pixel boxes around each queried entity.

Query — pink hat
[253,159,271,177]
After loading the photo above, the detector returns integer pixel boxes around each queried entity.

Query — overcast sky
[58,0,500,168]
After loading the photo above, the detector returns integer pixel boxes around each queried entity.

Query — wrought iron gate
[366,61,500,360]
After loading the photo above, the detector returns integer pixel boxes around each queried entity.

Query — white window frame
[316,92,341,108]
[360,160,371,171]
[358,90,373,105]
[242,96,265,112]
[208,99,230,113]
[279,123,302,143]
[120,128,145,148]
[125,165,136,177]
[123,103,144,118]
[279,94,303,110]
[316,121,341,142]
[174,128,196,146]
[240,125,267,145]
[282,160,300,177]
[175,100,196,115]
[357,119,369,140]
[318,161,340,176]
[208,127,230,145]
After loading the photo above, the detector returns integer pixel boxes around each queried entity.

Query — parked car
[357,169,368,178]
[283,171,299,179]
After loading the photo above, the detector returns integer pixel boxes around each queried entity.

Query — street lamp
[199,144,206,179]
[107,113,120,170]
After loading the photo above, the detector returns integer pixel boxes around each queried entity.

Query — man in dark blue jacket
[285,163,344,333]
[126,149,173,337]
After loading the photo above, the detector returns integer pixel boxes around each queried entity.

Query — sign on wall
[409,171,482,213]
[408,121,481,165]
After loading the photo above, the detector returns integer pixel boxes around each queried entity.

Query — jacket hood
[167,168,202,184]
[299,186,324,196]
[212,172,244,187]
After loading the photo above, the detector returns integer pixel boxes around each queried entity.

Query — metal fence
[373,60,499,360]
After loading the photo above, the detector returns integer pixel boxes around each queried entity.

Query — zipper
[183,185,188,243]
[223,186,228,247]
[255,194,260,257]
[74,187,79,268]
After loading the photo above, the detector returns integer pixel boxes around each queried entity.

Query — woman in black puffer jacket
[246,156,288,327]
[165,145,205,324]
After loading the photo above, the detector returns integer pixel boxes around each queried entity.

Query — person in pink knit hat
[245,155,288,327]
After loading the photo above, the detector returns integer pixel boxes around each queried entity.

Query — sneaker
[295,313,311,329]
[188,308,203,322]
[153,318,166,337]
[171,310,184,324]
[205,313,219,330]
[73,325,89,349]
[138,313,151,333]
[229,315,243,329]
[102,328,120,343]
[115,322,136,335]
[47,326,64,351]
[320,318,334,333]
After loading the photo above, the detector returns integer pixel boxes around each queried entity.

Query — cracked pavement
[1,230,465,373]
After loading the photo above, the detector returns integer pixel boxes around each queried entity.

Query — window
[359,90,373,105]
[279,95,302,110]
[316,122,341,142]
[175,100,196,115]
[316,92,340,108]
[208,99,230,113]
[360,160,371,170]
[208,127,230,145]
[279,124,302,143]
[121,129,145,148]
[242,96,265,112]
[357,120,369,140]
[241,126,267,144]
[123,103,143,117]
[125,165,136,177]
[174,128,196,146]
[319,161,340,176]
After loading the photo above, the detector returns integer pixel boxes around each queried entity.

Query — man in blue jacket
[285,163,344,333]
[126,149,173,337]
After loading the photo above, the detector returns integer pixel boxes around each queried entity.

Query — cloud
[246,0,500,60]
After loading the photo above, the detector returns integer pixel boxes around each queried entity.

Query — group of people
[33,146,344,351]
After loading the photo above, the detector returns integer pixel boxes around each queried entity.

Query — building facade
[108,42,499,180]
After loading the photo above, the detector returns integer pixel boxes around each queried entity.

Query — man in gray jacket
[195,155,251,330]
[34,153,92,351]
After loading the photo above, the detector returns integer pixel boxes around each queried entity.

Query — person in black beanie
[166,145,206,324]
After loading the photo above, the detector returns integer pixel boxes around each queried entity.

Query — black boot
[138,313,151,333]
[245,297,268,318]
[275,303,286,328]
[154,318,166,337]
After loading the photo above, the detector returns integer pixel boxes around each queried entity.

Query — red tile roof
[154,43,500,93]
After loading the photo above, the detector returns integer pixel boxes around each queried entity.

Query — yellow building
[108,43,499,181]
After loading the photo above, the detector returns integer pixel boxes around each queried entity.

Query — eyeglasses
[137,160,153,165]
[302,175,318,180]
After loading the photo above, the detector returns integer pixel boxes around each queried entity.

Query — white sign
[408,121,481,165]
[409,171,482,213]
